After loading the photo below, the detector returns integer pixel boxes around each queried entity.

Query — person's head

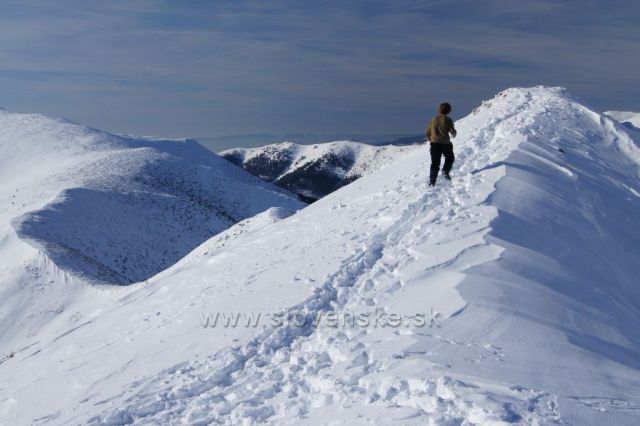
[439,102,452,115]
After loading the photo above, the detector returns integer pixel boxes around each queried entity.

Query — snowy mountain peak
[0,109,224,171]
[2,87,640,425]
[222,139,418,200]
[0,107,303,286]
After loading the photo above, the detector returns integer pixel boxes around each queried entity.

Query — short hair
[439,102,452,115]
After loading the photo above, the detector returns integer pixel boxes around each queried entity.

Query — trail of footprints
[97,91,566,424]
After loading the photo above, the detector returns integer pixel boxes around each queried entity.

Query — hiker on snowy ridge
[426,102,457,187]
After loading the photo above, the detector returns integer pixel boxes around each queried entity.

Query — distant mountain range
[221,140,423,201]
[197,133,424,152]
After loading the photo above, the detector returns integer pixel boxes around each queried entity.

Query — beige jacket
[426,114,457,144]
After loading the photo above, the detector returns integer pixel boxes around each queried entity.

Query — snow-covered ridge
[221,140,418,200]
[2,87,640,425]
[0,109,302,285]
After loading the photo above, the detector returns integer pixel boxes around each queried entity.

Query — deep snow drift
[221,141,417,200]
[1,87,640,425]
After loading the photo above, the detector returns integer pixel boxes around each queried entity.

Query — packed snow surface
[1,87,640,425]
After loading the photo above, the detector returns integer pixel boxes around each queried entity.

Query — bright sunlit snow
[1,87,639,425]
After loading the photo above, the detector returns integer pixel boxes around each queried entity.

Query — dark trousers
[429,143,455,183]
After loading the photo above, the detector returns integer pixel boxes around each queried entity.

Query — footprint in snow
[569,396,640,412]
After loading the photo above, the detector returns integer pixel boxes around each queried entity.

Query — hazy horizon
[1,1,639,145]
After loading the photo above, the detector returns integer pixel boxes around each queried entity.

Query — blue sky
[1,0,639,141]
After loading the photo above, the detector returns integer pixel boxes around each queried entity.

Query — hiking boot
[428,180,436,187]
[443,171,451,180]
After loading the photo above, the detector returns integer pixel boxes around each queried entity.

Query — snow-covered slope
[2,87,640,425]
[221,141,418,200]
[606,110,640,128]
[0,109,303,364]
[0,110,302,285]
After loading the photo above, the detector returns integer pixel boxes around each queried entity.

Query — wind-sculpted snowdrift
[1,87,639,425]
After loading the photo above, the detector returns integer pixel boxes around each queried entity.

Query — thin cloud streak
[0,0,638,140]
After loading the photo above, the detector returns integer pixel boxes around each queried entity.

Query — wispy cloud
[0,0,638,139]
